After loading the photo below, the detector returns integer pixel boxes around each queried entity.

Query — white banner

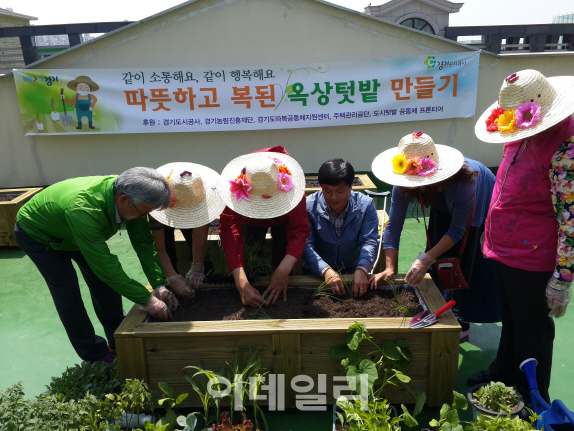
[15,51,479,135]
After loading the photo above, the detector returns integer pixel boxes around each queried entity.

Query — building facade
[0,8,37,74]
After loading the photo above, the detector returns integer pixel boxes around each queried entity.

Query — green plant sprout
[184,346,268,430]
[388,279,413,318]
[313,266,353,301]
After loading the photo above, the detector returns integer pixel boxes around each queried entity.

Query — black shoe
[467,369,499,386]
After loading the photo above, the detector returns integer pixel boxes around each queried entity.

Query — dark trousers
[243,223,287,269]
[15,223,124,362]
[491,260,554,403]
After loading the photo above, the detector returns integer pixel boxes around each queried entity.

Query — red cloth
[218,146,310,272]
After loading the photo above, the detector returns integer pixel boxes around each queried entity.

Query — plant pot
[467,383,525,420]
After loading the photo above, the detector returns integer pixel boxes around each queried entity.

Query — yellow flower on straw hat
[372,131,464,187]
[475,69,574,143]
[150,162,226,229]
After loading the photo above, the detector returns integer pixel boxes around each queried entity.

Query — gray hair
[114,167,171,210]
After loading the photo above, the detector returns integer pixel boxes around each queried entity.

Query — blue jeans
[15,223,124,362]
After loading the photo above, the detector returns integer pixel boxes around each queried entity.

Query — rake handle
[434,300,456,318]
[60,88,67,116]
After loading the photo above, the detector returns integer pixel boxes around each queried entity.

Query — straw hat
[67,75,99,92]
[219,152,305,219]
[475,69,574,143]
[372,132,464,187]
[150,162,226,229]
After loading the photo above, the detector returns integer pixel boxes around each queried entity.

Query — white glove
[405,252,436,286]
[140,286,179,321]
[185,262,205,289]
[166,275,195,302]
[547,278,572,319]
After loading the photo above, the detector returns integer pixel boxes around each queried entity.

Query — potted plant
[467,382,525,419]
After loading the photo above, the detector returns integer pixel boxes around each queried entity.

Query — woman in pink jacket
[470,69,574,404]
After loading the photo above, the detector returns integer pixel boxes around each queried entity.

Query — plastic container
[467,383,525,420]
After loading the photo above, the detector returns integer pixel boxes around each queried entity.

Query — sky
[7,0,574,27]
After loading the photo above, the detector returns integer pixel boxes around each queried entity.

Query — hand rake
[60,88,73,127]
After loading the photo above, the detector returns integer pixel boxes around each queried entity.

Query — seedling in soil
[313,266,353,301]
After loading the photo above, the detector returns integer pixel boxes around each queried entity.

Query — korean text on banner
[14,52,480,136]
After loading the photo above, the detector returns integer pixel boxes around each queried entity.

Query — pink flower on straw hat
[277,172,294,192]
[229,174,252,202]
[417,157,437,176]
[515,102,541,129]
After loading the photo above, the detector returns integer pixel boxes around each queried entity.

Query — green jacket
[17,175,164,305]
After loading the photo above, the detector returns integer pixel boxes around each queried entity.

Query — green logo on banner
[424,56,436,69]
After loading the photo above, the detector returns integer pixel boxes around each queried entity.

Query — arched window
[400,18,435,34]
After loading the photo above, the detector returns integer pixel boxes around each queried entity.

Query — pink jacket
[484,116,574,272]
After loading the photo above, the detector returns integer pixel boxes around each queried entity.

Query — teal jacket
[17,176,164,305]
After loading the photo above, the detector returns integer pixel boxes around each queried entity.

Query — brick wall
[0,14,30,70]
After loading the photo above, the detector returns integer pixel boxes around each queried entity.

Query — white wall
[1,0,573,188]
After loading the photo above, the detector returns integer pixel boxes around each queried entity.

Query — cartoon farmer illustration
[61,76,99,130]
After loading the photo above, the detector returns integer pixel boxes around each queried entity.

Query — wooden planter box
[304,174,376,197]
[115,276,459,408]
[0,188,43,247]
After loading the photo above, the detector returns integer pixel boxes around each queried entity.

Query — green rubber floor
[1,194,573,430]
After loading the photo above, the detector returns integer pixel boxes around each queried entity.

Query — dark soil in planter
[153,286,422,322]
[0,193,23,202]
[305,177,363,189]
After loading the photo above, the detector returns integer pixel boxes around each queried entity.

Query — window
[400,18,435,34]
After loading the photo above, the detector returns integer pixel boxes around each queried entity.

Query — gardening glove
[166,275,195,302]
[141,293,172,321]
[152,286,179,312]
[185,262,205,289]
[546,278,572,318]
[405,252,435,286]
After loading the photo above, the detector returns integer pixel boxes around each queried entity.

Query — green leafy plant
[330,321,420,399]
[45,360,120,402]
[429,390,539,431]
[184,346,268,430]
[471,382,522,413]
[466,411,539,431]
[429,391,468,431]
[331,322,424,430]
[336,395,420,431]
[0,382,124,431]
[184,360,220,426]
[50,97,56,111]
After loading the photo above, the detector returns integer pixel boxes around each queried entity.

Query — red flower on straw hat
[486,107,505,132]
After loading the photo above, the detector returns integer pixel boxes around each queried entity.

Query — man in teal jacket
[16,167,178,363]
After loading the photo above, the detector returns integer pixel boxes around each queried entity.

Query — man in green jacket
[16,167,178,363]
